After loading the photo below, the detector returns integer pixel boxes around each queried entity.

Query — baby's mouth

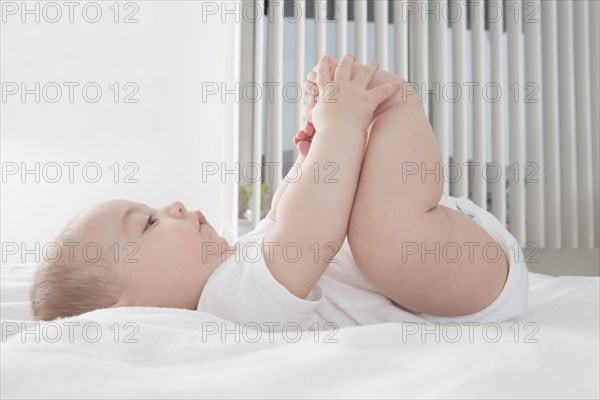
[196,211,207,230]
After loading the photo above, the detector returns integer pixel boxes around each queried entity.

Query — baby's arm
[263,54,401,299]
[266,81,318,222]
[266,152,306,222]
[268,59,403,224]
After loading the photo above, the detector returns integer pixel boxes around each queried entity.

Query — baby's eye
[144,215,157,232]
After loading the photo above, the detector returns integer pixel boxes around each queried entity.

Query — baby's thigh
[348,205,509,317]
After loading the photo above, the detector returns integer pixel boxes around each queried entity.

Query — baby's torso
[307,238,429,326]
[288,194,492,326]
[198,195,518,329]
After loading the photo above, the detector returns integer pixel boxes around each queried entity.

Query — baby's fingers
[316,55,332,88]
[306,71,317,84]
[334,53,355,81]
[368,82,403,105]
[353,62,380,88]
[304,80,318,101]
[312,57,338,76]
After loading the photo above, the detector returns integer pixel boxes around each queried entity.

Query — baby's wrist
[315,122,366,138]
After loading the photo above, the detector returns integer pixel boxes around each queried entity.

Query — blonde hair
[29,228,124,321]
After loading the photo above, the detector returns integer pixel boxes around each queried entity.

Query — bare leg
[343,66,508,316]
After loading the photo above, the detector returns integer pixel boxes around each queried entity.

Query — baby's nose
[166,201,187,217]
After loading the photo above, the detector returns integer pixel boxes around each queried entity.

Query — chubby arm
[266,152,306,222]
[266,80,318,222]
[263,54,402,299]
[265,115,366,298]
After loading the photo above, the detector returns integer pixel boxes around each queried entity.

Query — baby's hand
[310,54,401,137]
[303,73,318,123]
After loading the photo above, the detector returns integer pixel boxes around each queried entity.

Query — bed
[1,262,598,399]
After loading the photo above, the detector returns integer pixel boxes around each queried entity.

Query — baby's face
[73,199,234,310]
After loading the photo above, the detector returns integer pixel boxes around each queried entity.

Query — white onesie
[197,195,529,330]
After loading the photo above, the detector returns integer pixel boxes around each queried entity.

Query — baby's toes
[296,140,311,157]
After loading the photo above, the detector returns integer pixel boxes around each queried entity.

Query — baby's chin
[199,224,217,241]
[198,228,232,257]
[201,222,226,239]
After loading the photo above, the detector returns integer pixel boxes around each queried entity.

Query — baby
[31,54,529,326]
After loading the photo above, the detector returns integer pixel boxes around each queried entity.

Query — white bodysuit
[197,195,529,330]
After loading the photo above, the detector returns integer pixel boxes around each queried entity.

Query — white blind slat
[293,0,306,161]
[393,0,409,78]
[490,0,506,225]
[252,0,265,228]
[450,0,468,198]
[375,0,389,69]
[409,1,428,118]
[590,0,600,247]
[541,0,561,248]
[355,0,368,64]
[315,0,327,61]
[266,2,283,194]
[524,0,545,247]
[430,0,449,195]
[335,0,348,58]
[557,0,579,248]
[573,0,595,248]
[507,0,526,245]
[472,0,487,208]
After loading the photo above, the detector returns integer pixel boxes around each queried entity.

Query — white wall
[1,1,238,264]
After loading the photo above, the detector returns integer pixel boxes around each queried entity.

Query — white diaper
[419,195,530,323]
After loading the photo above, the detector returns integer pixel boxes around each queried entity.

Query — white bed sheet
[1,263,598,399]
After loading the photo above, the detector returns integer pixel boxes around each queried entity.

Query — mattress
[1,263,598,399]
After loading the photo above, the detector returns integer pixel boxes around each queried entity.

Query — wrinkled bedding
[1,263,598,399]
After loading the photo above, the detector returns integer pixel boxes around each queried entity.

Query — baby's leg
[346,69,509,317]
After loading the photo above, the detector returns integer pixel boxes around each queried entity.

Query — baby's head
[30,199,233,320]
